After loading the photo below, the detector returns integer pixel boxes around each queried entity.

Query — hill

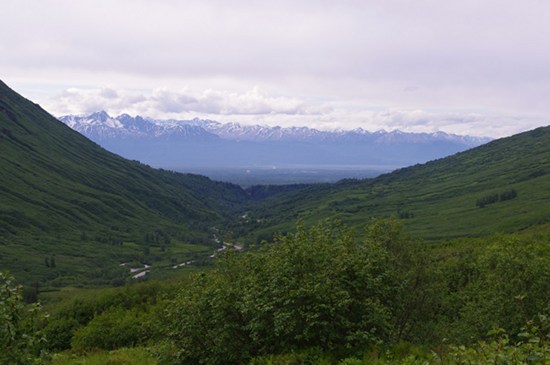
[239,125,550,241]
[0,80,247,286]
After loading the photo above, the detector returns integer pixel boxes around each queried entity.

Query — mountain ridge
[59,112,491,170]
[60,111,491,144]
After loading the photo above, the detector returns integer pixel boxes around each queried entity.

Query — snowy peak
[59,112,124,139]
[89,110,111,122]
[203,122,327,141]
[59,112,219,141]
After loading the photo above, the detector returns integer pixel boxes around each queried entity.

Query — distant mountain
[0,81,246,285]
[59,112,491,169]
[61,112,219,141]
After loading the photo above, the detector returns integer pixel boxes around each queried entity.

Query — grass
[48,347,158,365]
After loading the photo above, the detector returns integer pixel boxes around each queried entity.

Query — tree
[0,272,47,364]
[167,220,403,364]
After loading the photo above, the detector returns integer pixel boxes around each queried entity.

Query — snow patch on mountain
[59,111,492,146]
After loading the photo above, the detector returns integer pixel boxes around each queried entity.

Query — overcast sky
[2,0,550,137]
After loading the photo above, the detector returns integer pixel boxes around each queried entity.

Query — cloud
[149,88,310,115]
[48,86,322,117]
[46,86,546,138]
[4,0,550,87]
[3,1,550,138]
[100,87,119,99]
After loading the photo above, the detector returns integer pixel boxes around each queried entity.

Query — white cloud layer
[47,86,544,138]
[49,87,320,116]
[2,0,550,137]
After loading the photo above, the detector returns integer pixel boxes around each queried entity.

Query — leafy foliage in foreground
[41,279,184,352]
[48,347,158,365]
[163,220,550,364]
[0,272,47,365]
[250,320,550,365]
[3,220,549,364]
[167,220,402,364]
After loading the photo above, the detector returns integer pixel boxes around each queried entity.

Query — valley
[1,81,549,364]
[0,80,247,286]
[171,164,389,186]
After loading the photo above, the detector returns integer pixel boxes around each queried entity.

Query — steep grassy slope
[240,125,550,240]
[0,80,247,285]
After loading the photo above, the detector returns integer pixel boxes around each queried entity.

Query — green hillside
[0,80,247,286]
[240,125,550,241]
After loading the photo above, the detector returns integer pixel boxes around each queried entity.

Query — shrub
[0,272,47,364]
[71,306,153,351]
[167,220,403,364]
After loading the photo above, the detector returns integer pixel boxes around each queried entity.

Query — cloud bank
[50,87,319,116]
[48,86,544,138]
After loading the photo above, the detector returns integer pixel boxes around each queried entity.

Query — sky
[2,0,550,138]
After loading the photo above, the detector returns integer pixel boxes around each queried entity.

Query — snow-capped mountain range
[59,111,492,175]
[60,111,490,146]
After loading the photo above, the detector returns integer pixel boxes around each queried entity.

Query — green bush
[437,235,550,343]
[44,280,174,351]
[71,306,153,351]
[48,347,158,365]
[440,315,550,364]
[167,220,403,364]
[43,317,80,351]
[0,272,47,364]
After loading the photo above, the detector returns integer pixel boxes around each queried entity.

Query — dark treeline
[476,189,518,208]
